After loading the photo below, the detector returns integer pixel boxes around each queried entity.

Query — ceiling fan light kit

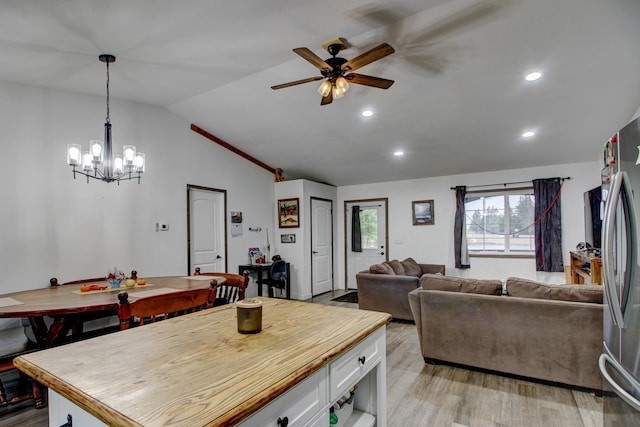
[271,38,395,105]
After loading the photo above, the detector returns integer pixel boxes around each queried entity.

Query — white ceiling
[3,0,640,186]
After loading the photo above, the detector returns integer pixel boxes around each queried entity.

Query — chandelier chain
[105,60,110,124]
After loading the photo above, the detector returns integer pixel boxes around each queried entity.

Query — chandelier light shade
[67,54,145,184]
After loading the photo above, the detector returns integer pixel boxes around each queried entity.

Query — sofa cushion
[369,263,395,275]
[506,277,603,303]
[402,257,422,277]
[420,274,502,295]
[387,259,406,276]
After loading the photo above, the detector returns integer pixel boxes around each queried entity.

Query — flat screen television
[583,186,602,251]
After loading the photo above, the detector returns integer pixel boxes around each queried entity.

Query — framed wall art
[412,200,434,225]
[278,198,300,228]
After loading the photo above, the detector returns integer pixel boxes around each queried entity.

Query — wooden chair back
[117,286,214,330]
[193,267,250,305]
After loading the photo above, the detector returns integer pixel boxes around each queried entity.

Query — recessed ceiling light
[525,71,542,82]
[393,151,404,156]
[361,110,373,117]
[522,131,536,138]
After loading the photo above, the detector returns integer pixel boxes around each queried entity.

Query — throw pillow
[369,263,394,275]
[401,257,422,277]
[505,277,603,303]
[420,274,502,295]
[387,259,406,275]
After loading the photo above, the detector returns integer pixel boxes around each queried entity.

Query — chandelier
[66,54,145,184]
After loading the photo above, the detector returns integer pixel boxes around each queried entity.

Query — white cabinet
[49,389,107,427]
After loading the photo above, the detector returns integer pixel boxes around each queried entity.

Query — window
[359,207,379,249]
[465,188,535,255]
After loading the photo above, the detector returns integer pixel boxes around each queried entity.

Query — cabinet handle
[59,414,72,427]
[358,356,366,365]
[277,416,289,427]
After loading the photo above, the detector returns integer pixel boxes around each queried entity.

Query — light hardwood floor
[0,290,603,427]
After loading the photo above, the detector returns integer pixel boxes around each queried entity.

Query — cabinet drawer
[329,327,384,401]
[240,367,327,427]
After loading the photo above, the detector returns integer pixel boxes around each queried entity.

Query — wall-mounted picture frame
[281,234,296,243]
[278,198,300,228]
[412,200,434,225]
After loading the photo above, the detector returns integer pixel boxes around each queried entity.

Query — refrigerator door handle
[603,171,625,327]
[599,351,640,412]
[619,171,638,326]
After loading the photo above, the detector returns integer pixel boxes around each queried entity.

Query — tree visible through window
[465,190,535,254]
[359,208,379,249]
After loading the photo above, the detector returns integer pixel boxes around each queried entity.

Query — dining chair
[193,267,250,306]
[117,286,215,330]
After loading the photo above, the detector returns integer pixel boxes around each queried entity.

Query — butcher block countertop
[15,298,391,427]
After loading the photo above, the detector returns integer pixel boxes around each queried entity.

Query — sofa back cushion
[420,274,502,295]
[401,257,423,277]
[369,263,395,275]
[505,277,603,303]
[387,259,406,275]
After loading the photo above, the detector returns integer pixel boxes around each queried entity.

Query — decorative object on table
[412,200,434,225]
[278,198,300,228]
[249,247,263,264]
[281,234,296,243]
[66,54,146,184]
[106,267,125,288]
[236,299,263,334]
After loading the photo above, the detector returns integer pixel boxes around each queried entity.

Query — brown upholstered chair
[117,286,215,330]
[193,267,250,306]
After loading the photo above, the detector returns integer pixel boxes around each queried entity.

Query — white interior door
[346,200,387,289]
[188,186,226,274]
[311,198,333,296]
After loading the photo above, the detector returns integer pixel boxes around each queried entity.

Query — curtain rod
[450,176,571,190]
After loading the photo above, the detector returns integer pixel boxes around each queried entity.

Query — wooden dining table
[0,276,224,348]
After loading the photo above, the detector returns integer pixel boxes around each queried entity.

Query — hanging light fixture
[67,54,145,184]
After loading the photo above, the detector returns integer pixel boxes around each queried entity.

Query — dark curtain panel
[351,205,362,252]
[454,186,470,268]
[533,178,564,272]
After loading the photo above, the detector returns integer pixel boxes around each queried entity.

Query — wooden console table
[569,251,602,285]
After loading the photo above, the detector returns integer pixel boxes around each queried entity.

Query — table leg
[257,269,263,297]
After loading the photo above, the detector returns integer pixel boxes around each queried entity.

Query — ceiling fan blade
[271,76,325,90]
[320,90,333,106]
[342,43,395,72]
[346,73,394,89]
[293,47,331,71]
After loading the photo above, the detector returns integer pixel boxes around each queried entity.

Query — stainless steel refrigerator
[599,116,640,426]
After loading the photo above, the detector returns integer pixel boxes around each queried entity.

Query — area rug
[331,291,358,303]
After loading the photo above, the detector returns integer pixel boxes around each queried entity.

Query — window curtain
[351,205,362,252]
[533,178,564,272]
[454,186,470,268]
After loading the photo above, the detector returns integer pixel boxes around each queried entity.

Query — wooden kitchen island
[15,298,391,427]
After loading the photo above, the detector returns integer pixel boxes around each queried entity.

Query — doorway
[345,199,388,290]
[187,185,227,274]
[311,197,334,296]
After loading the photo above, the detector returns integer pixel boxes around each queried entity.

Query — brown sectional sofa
[356,258,446,321]
[408,274,604,391]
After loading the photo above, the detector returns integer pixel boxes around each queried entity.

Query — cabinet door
[240,367,328,427]
[329,327,384,401]
[49,389,108,427]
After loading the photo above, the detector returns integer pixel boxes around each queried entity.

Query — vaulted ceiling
[2,0,640,186]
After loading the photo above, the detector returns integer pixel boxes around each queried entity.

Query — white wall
[0,81,274,305]
[274,179,338,300]
[337,162,601,286]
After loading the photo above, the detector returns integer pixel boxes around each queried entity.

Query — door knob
[378,252,385,255]
[216,255,222,259]
[313,251,318,254]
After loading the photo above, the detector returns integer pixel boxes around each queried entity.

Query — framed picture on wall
[412,200,434,225]
[278,198,300,228]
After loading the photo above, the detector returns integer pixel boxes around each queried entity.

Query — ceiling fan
[271,38,395,105]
